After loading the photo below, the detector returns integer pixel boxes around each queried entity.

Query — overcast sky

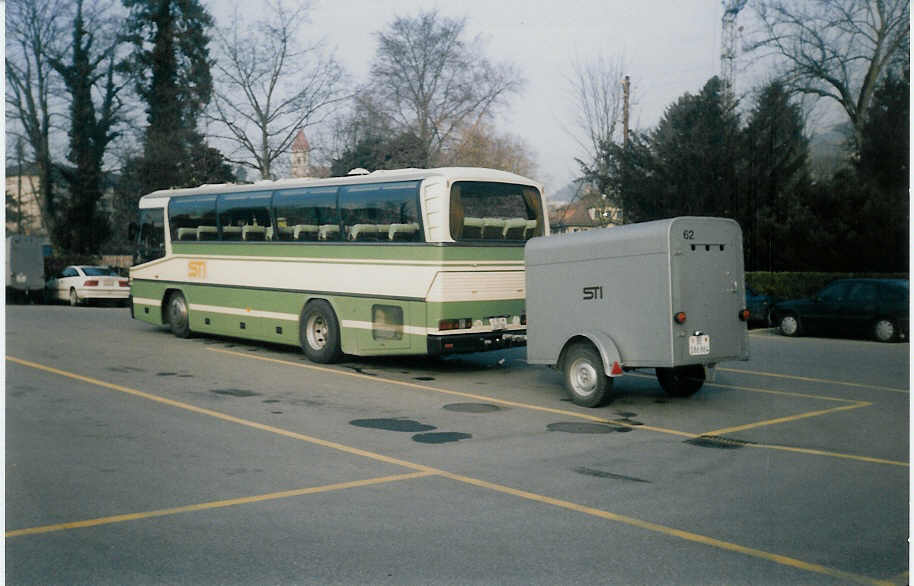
[210,0,749,198]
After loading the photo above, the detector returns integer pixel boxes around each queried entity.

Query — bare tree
[369,10,524,167]
[750,0,909,148]
[208,1,347,179]
[567,53,627,164]
[441,122,537,177]
[6,0,66,238]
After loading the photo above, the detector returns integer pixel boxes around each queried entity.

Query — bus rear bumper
[427,331,526,355]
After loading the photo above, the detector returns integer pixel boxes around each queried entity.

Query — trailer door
[670,218,747,365]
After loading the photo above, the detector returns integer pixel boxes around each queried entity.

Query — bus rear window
[449,182,544,242]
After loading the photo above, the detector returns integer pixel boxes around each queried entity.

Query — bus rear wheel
[167,291,191,338]
[300,300,342,363]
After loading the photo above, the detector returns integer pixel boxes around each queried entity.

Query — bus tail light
[673,311,687,324]
[738,309,750,321]
[119,280,129,287]
[84,280,99,287]
[439,318,471,331]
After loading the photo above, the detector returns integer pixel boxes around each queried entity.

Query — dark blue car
[770,278,909,342]
[745,286,776,326]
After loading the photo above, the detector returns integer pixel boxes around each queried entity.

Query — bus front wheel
[300,300,342,363]
[167,291,191,338]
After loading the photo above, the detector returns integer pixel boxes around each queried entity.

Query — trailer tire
[656,365,705,397]
[562,343,612,407]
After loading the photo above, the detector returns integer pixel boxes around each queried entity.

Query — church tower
[291,130,311,178]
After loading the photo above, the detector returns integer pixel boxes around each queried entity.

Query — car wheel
[69,288,80,307]
[300,300,342,363]
[656,365,705,397]
[167,292,191,338]
[778,314,801,337]
[562,342,612,407]
[873,318,897,343]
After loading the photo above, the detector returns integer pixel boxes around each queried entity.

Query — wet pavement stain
[263,399,281,404]
[350,418,436,432]
[157,372,177,377]
[615,411,637,418]
[345,366,377,377]
[616,418,644,426]
[412,432,472,444]
[211,388,260,397]
[654,399,670,404]
[177,374,194,378]
[547,422,632,434]
[684,435,752,449]
[413,376,435,381]
[443,403,502,413]
[574,466,650,483]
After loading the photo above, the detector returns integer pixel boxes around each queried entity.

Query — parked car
[46,265,129,306]
[770,278,909,342]
[745,285,776,326]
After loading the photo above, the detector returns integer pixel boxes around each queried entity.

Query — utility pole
[622,75,631,146]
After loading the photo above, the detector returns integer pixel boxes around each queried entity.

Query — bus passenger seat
[348,224,377,241]
[319,225,340,240]
[482,218,505,239]
[502,218,527,239]
[222,226,242,241]
[177,228,197,241]
[524,219,538,239]
[389,223,420,240]
[197,226,219,240]
[463,217,484,239]
[242,225,266,241]
[293,225,318,240]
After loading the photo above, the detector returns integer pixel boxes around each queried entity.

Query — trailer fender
[563,331,624,378]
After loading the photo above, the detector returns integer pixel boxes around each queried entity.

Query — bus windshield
[449,181,544,242]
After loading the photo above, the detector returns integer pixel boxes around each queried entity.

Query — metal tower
[721,0,748,102]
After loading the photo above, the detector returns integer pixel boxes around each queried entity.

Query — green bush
[747,272,909,299]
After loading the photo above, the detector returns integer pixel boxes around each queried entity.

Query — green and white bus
[129,167,548,363]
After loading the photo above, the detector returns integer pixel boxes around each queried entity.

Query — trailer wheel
[562,343,612,407]
[656,365,705,397]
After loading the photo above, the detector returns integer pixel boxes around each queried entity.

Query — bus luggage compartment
[524,217,750,407]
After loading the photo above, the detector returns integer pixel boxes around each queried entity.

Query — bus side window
[218,192,271,241]
[339,181,423,243]
[273,186,340,242]
[169,195,217,242]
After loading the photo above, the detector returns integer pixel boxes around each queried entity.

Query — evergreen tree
[49,0,124,253]
[119,0,231,193]
[740,81,812,271]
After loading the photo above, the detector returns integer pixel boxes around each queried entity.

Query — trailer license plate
[490,317,507,330]
[689,334,710,356]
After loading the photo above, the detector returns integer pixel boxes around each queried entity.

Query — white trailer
[6,235,46,303]
[525,217,750,406]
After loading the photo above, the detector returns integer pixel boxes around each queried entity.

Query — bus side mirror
[128,222,138,240]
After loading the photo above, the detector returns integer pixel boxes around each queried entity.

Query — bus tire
[300,300,342,363]
[656,365,705,397]
[562,342,612,407]
[167,291,192,338]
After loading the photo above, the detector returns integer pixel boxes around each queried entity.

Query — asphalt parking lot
[5,305,910,585]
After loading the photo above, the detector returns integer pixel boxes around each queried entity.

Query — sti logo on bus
[582,286,603,300]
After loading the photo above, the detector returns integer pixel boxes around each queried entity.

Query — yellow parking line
[716,367,908,394]
[205,348,696,437]
[6,472,435,538]
[206,348,907,467]
[702,402,871,436]
[629,371,860,403]
[5,356,894,585]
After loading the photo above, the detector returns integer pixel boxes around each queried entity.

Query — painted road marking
[717,367,908,394]
[702,401,871,436]
[208,348,907,467]
[5,356,895,585]
[6,472,435,538]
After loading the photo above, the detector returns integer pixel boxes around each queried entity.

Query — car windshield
[81,267,119,277]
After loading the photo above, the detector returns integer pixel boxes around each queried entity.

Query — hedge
[746,272,909,299]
